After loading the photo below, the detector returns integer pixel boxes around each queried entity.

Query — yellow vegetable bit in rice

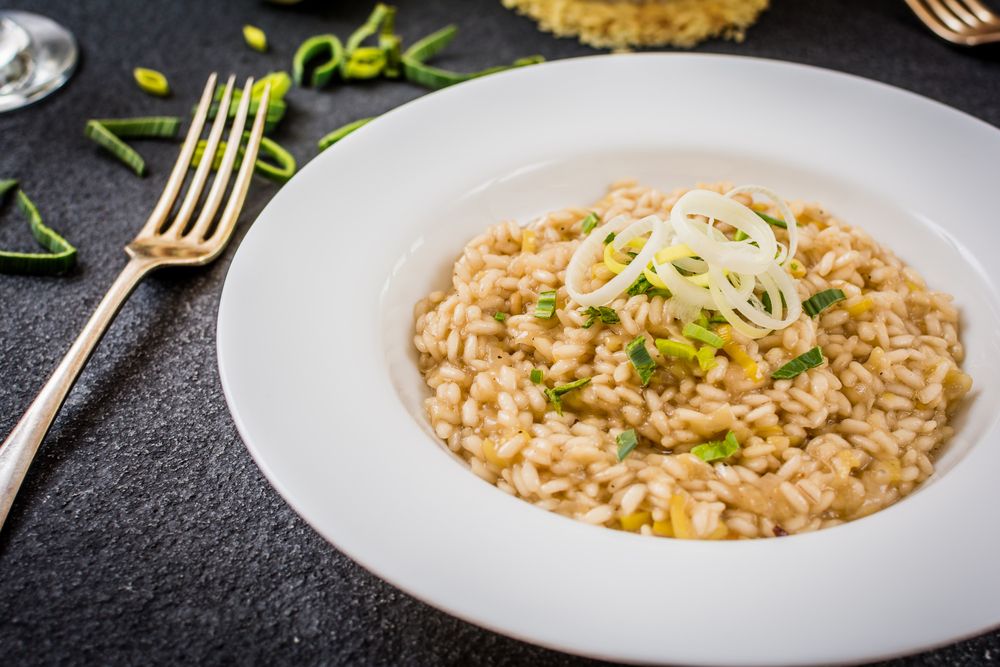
[501,0,770,50]
[669,495,695,539]
[620,511,651,532]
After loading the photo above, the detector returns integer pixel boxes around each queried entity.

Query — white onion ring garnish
[565,215,667,307]
[563,184,802,337]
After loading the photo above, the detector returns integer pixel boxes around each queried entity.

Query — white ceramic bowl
[218,54,1000,665]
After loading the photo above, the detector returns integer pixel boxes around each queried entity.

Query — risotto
[412,181,972,539]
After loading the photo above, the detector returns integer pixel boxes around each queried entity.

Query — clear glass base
[0,10,77,113]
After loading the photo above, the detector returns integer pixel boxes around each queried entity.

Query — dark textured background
[1,1,998,665]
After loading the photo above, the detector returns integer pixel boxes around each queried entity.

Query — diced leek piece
[691,431,740,462]
[133,67,170,96]
[626,336,656,386]
[771,346,825,380]
[683,322,724,348]
[243,24,268,52]
[616,429,638,461]
[655,339,696,361]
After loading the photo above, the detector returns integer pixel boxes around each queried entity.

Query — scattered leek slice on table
[84,116,182,176]
[0,180,76,275]
[802,288,846,317]
[317,117,373,151]
[133,67,170,96]
[243,24,268,52]
[544,377,590,415]
[771,346,825,379]
[342,4,394,79]
[205,83,287,133]
[616,429,638,461]
[293,34,344,88]
[401,24,543,90]
[691,431,740,462]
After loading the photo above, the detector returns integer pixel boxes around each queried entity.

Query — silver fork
[906,0,1000,45]
[0,73,270,532]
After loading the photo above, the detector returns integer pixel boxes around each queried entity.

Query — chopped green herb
[581,212,600,234]
[530,369,543,384]
[544,377,591,415]
[616,429,639,461]
[755,210,788,229]
[580,306,619,329]
[655,339,696,361]
[0,181,77,275]
[626,273,652,296]
[803,288,846,317]
[133,67,170,96]
[243,25,268,52]
[625,336,656,386]
[771,346,825,380]
[683,322,724,348]
[603,232,615,245]
[691,431,740,462]
[493,312,508,322]
[534,290,557,319]
[695,345,718,371]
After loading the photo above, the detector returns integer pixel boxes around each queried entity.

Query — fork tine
[905,0,967,42]
[959,0,999,23]
[942,0,983,27]
[186,77,255,241]
[925,0,967,32]
[138,73,217,237]
[204,83,270,249]
[162,74,238,239]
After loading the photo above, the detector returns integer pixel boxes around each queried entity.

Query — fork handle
[0,256,158,532]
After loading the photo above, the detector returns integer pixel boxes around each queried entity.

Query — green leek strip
[581,211,600,234]
[756,210,787,229]
[85,121,147,175]
[317,117,373,151]
[543,377,590,415]
[603,232,615,245]
[655,339,696,361]
[626,336,656,386]
[0,182,76,275]
[133,67,170,96]
[695,345,718,372]
[251,71,291,101]
[683,322,724,348]
[341,3,394,77]
[771,346,825,380]
[92,116,182,138]
[579,306,618,329]
[402,24,459,63]
[342,46,386,80]
[192,135,296,184]
[292,34,344,88]
[530,369,543,384]
[534,290,557,319]
[493,312,507,322]
[243,24,268,52]
[802,288,846,317]
[402,55,543,91]
[616,429,639,462]
[691,431,740,463]
[380,33,402,78]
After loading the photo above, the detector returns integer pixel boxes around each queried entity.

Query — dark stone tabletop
[1,0,998,664]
